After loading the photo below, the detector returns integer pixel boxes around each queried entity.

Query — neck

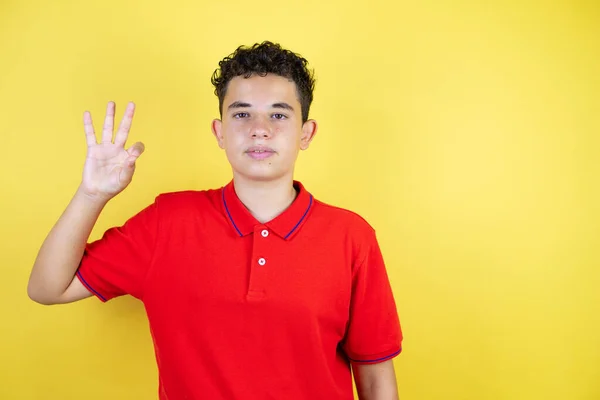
[232,174,298,224]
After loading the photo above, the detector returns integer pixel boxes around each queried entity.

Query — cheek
[222,127,245,145]
[226,137,251,158]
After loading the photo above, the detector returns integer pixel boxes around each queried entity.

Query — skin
[27,73,398,399]
[211,73,317,223]
[354,360,400,400]
[27,101,142,305]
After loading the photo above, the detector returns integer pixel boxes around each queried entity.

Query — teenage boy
[28,41,403,400]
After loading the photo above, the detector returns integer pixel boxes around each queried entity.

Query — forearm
[357,383,399,400]
[28,186,108,303]
[354,360,399,400]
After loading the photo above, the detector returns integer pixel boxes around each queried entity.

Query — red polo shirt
[76,180,402,399]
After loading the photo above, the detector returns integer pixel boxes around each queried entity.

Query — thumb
[127,142,145,158]
[120,142,144,184]
[119,158,136,186]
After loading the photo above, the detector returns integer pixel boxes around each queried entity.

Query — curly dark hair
[211,41,315,123]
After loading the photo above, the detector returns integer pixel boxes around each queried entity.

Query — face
[211,73,317,183]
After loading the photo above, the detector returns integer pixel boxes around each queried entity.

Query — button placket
[247,226,271,299]
[258,228,269,266]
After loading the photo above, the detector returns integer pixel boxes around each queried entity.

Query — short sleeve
[76,198,159,302]
[342,229,403,364]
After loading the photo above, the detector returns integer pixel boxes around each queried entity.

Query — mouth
[245,146,276,160]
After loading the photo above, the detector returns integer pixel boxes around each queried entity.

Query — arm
[343,228,403,399]
[353,360,399,400]
[27,188,107,304]
[27,101,144,305]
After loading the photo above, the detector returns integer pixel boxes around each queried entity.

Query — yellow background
[1,0,599,398]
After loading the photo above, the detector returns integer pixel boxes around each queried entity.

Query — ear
[300,119,318,150]
[211,119,225,149]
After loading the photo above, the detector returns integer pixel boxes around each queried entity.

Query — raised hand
[80,101,145,202]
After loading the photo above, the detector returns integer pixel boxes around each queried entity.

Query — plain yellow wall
[1,0,599,399]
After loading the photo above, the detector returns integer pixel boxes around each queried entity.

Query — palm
[83,143,132,195]
[81,102,145,200]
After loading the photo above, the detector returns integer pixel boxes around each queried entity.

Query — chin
[232,166,287,182]
[240,171,284,182]
[228,157,293,182]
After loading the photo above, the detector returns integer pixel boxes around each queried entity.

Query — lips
[245,146,276,160]
[246,146,275,153]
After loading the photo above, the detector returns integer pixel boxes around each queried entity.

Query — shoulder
[155,188,219,203]
[312,198,377,238]
[150,187,224,216]
[310,198,383,268]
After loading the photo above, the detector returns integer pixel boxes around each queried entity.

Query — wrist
[75,185,112,209]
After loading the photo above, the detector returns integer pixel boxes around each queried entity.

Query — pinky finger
[83,111,97,147]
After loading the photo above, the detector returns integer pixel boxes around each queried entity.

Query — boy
[28,41,402,399]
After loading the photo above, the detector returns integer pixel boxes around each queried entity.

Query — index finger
[114,102,136,147]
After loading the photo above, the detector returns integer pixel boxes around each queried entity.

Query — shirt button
[258,258,266,266]
[261,230,269,238]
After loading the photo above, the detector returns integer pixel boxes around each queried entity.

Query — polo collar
[221,180,314,240]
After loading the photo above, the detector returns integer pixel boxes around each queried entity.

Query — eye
[233,112,249,119]
[272,113,287,120]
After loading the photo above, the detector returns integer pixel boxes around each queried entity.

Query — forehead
[223,74,300,107]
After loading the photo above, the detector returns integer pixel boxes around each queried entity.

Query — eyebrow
[227,101,295,112]
[227,101,252,110]
[272,102,294,111]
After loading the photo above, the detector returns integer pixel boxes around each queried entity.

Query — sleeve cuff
[76,270,108,303]
[347,347,402,364]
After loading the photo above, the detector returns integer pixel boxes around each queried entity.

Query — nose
[250,116,272,139]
